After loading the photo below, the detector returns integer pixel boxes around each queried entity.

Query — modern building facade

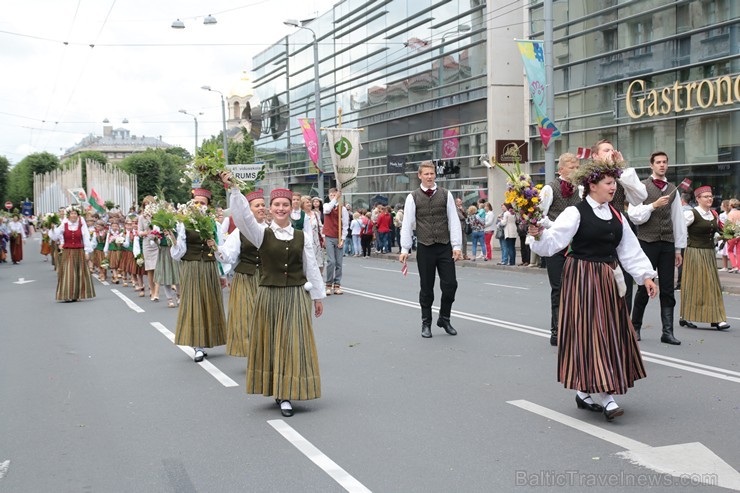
[250,0,525,208]
[527,0,739,199]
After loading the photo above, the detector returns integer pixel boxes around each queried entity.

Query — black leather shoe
[604,405,624,422]
[549,334,557,346]
[436,318,457,336]
[575,394,603,413]
[280,401,294,417]
[712,322,731,330]
[193,349,205,363]
[634,327,641,341]
[679,319,698,328]
[660,333,681,345]
[421,323,432,338]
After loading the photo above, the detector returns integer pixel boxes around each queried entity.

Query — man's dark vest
[412,187,450,246]
[636,179,676,243]
[547,179,582,221]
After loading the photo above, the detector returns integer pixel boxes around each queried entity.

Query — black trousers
[545,249,567,334]
[417,242,457,321]
[632,240,676,327]
[518,233,531,264]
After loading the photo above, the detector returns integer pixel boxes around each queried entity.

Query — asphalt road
[1,249,739,493]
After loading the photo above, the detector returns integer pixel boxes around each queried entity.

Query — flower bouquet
[115,235,125,245]
[135,254,144,267]
[494,159,544,236]
[722,221,739,241]
[100,258,110,270]
[176,200,217,255]
[42,212,61,229]
[184,141,245,188]
[151,207,177,234]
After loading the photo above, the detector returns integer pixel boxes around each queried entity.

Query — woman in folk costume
[154,214,181,308]
[215,189,267,357]
[169,188,226,363]
[54,205,96,302]
[222,173,325,418]
[40,226,52,260]
[678,186,731,331]
[138,196,160,301]
[528,159,658,421]
[104,220,123,284]
[8,213,26,264]
[118,217,137,287]
[91,220,108,281]
[131,224,147,297]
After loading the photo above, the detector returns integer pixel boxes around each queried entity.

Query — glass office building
[250,0,490,208]
[527,0,740,199]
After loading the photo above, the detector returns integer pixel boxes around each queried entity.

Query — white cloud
[0,0,336,163]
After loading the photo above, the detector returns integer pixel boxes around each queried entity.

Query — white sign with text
[226,164,263,181]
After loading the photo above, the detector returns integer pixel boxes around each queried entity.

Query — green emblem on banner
[334,137,352,159]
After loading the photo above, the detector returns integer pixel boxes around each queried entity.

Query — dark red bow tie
[422,188,435,197]
[560,180,575,198]
[652,179,667,190]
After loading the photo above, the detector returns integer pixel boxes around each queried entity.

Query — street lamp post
[179,109,202,158]
[201,86,229,166]
[284,19,323,201]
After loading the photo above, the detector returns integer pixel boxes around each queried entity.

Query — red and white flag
[401,263,408,277]
[678,178,692,191]
[575,147,591,159]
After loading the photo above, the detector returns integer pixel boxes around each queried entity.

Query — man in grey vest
[538,153,581,346]
[629,151,688,345]
[400,161,462,338]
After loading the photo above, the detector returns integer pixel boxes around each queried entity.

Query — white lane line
[342,286,740,384]
[92,275,109,286]
[111,289,145,313]
[484,282,529,290]
[0,460,9,479]
[507,400,647,450]
[149,322,238,387]
[268,419,372,493]
[362,266,418,276]
[728,316,740,321]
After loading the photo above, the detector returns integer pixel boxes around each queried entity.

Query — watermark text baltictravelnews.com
[515,470,717,488]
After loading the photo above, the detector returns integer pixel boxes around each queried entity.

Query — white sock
[594,392,617,409]
[280,400,292,411]
[576,391,595,404]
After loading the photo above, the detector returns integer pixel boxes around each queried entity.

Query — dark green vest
[234,233,260,275]
[259,228,307,287]
[94,233,105,251]
[181,229,216,262]
[290,210,305,230]
[687,209,717,249]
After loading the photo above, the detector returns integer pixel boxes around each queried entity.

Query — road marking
[728,316,740,321]
[268,420,372,493]
[93,276,109,286]
[342,287,740,384]
[111,289,145,313]
[149,322,238,387]
[508,400,740,491]
[362,266,418,276]
[484,282,529,290]
[13,278,35,284]
[0,460,9,479]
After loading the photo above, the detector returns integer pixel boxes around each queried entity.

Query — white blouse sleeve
[684,209,695,227]
[81,220,93,254]
[103,233,111,254]
[539,184,553,218]
[228,188,265,248]
[133,235,141,257]
[170,222,187,261]
[616,219,657,284]
[52,223,65,245]
[216,228,241,265]
[671,194,688,249]
[618,168,648,206]
[626,203,654,226]
[400,194,416,253]
[528,206,581,257]
[301,218,326,300]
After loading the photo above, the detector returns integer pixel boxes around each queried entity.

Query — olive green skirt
[175,260,226,348]
[226,271,259,357]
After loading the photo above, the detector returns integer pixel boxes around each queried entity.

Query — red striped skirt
[108,250,122,269]
[56,248,96,301]
[10,236,23,262]
[119,250,136,274]
[557,257,646,395]
[92,249,106,268]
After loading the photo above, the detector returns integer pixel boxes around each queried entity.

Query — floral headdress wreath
[569,158,625,189]
[65,204,83,216]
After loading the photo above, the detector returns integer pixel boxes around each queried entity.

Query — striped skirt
[119,250,136,274]
[51,241,58,268]
[56,248,96,301]
[558,257,646,395]
[91,249,105,268]
[246,285,321,401]
[226,271,259,357]
[174,260,226,348]
[10,236,23,262]
[154,246,180,286]
[108,250,122,270]
[680,246,726,323]
[41,241,52,256]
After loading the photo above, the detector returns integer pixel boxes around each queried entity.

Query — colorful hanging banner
[298,118,321,174]
[441,127,460,159]
[515,39,561,149]
[324,128,362,191]
[89,188,106,213]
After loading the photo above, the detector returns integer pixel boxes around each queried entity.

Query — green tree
[119,148,191,205]
[201,128,253,165]
[0,156,10,205]
[7,152,60,204]
[165,146,192,162]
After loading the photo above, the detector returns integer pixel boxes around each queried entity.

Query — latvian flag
[678,178,692,191]
[576,147,591,159]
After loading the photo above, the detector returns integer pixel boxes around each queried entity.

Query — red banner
[298,118,321,173]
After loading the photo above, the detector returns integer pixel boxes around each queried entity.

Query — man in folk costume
[399,161,462,338]
[290,192,306,231]
[537,153,582,346]
[322,188,350,295]
[629,151,688,345]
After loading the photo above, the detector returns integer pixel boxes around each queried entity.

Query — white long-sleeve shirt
[684,206,715,227]
[215,224,267,267]
[228,188,325,301]
[400,185,462,254]
[627,176,688,250]
[529,195,657,285]
[322,199,350,240]
[53,218,93,254]
[8,220,26,238]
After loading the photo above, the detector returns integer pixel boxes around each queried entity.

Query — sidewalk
[361,245,740,296]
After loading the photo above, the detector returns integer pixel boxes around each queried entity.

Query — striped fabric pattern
[10,236,23,262]
[154,246,180,285]
[108,250,122,270]
[680,247,726,323]
[247,285,321,401]
[558,257,646,395]
[225,271,259,357]
[119,250,137,274]
[56,248,96,301]
[174,260,226,348]
[91,249,105,268]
